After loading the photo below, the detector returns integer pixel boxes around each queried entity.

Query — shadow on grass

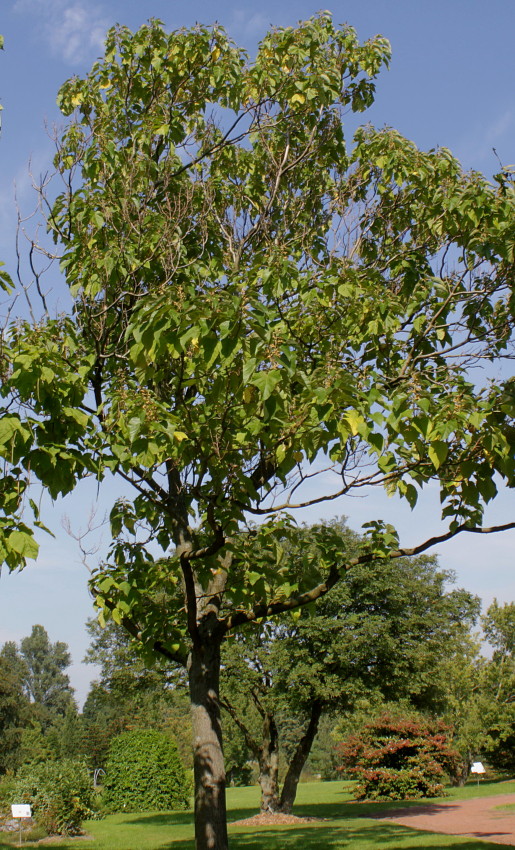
[0,819,507,850]
[150,823,513,850]
[125,810,195,827]
[120,794,507,834]
[123,800,413,827]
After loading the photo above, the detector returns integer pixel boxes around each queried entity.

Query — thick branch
[222,520,515,632]
[219,695,261,759]
[279,699,323,813]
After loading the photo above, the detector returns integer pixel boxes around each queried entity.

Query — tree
[0,657,29,773]
[220,524,479,812]
[3,14,515,849]
[433,600,515,782]
[475,601,515,772]
[337,710,461,800]
[1,625,75,727]
[429,639,485,785]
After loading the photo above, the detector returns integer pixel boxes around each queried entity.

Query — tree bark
[449,752,472,787]
[188,637,228,850]
[258,713,280,812]
[279,700,323,814]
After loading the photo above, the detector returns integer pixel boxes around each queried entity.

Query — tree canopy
[1,14,515,850]
[0,625,75,725]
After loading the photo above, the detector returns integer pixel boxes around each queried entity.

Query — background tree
[431,639,485,785]
[432,600,515,783]
[476,601,515,773]
[1,625,75,729]
[220,522,479,812]
[0,656,29,774]
[3,14,515,850]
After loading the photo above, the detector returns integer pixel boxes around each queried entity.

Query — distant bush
[337,712,460,801]
[103,729,190,813]
[0,773,17,818]
[13,758,95,835]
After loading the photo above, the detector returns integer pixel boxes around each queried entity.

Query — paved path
[374,794,515,846]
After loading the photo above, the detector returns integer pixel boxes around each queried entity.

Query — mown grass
[1,779,514,849]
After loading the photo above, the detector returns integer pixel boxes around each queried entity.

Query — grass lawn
[1,779,514,849]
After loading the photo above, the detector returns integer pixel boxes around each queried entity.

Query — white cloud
[13,0,108,65]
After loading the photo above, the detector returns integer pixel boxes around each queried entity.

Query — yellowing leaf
[290,93,306,105]
[174,431,188,442]
[71,94,83,108]
[346,409,364,436]
[276,444,286,463]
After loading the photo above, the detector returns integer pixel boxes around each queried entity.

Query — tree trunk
[279,700,323,814]
[258,713,280,812]
[188,638,228,850]
[449,753,471,787]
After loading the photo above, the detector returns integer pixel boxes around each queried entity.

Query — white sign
[11,804,31,818]
[471,762,485,774]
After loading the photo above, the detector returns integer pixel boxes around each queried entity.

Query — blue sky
[0,0,514,704]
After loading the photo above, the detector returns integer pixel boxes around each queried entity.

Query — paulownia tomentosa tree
[2,14,515,850]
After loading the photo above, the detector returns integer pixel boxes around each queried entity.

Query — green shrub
[337,711,461,801]
[103,729,190,813]
[13,758,95,835]
[0,773,17,818]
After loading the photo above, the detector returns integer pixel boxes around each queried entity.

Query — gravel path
[374,794,515,846]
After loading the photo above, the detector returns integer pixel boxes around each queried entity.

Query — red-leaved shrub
[337,712,460,800]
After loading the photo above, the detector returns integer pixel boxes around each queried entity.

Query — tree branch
[222,520,515,632]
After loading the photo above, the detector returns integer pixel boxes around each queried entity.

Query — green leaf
[428,440,448,470]
[250,369,281,400]
[0,417,25,445]
[7,530,39,559]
